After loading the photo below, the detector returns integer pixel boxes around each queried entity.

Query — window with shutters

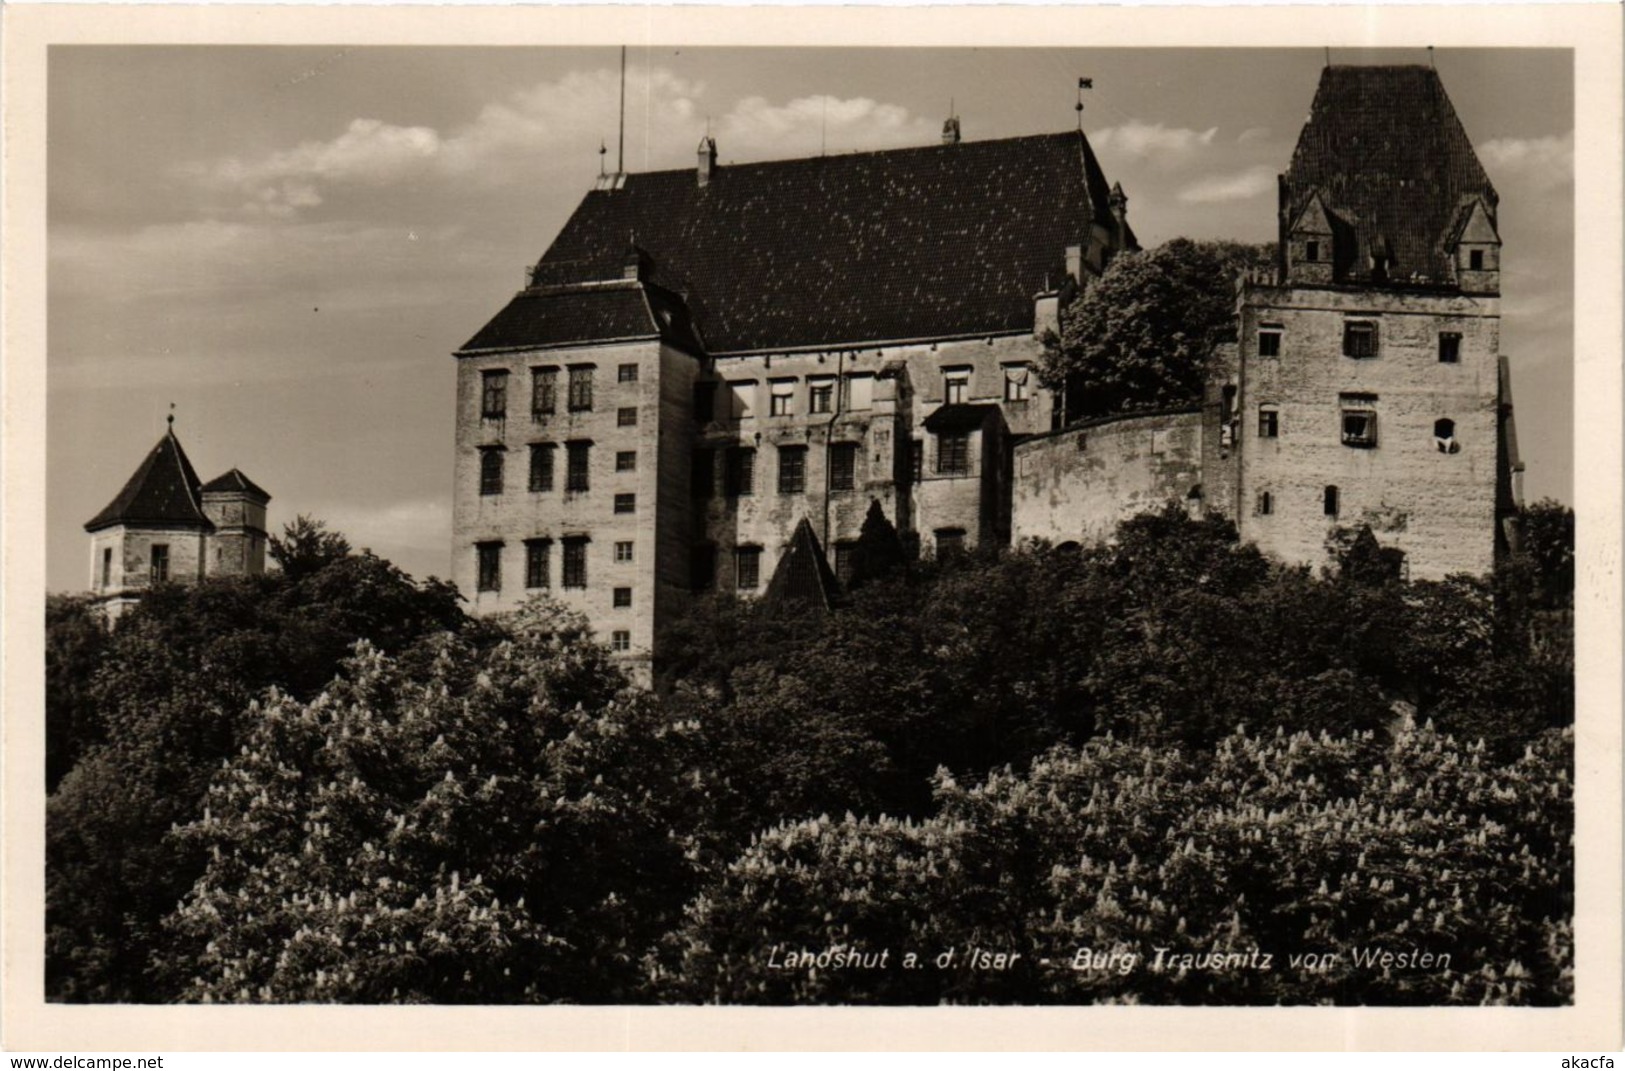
[830,442,858,491]
[476,542,501,592]
[778,446,807,494]
[479,448,505,496]
[531,367,557,417]
[524,539,550,589]
[481,370,508,419]
[561,538,588,589]
[842,374,874,411]
[565,442,590,492]
[528,443,555,492]
[735,546,762,590]
[567,366,594,412]
[726,447,756,497]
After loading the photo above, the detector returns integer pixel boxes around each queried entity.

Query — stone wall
[1233,282,1502,580]
[1012,410,1204,547]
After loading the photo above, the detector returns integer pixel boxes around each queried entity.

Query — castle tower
[1219,65,1517,580]
[84,422,271,621]
[199,469,272,577]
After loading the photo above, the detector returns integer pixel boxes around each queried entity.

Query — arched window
[1434,418,1459,454]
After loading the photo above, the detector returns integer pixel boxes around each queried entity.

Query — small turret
[697,135,718,188]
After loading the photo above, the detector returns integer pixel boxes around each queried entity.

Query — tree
[269,515,353,580]
[847,499,909,590]
[1037,239,1273,422]
[45,594,111,790]
[162,600,713,1003]
[1517,499,1574,610]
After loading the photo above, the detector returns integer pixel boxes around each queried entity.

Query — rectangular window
[1003,365,1030,402]
[614,493,636,514]
[911,439,924,483]
[935,528,965,556]
[735,546,762,590]
[726,447,756,497]
[692,449,714,499]
[778,446,807,494]
[528,443,555,492]
[834,542,856,585]
[1257,406,1279,439]
[150,543,170,584]
[617,363,639,383]
[693,382,716,423]
[476,542,501,592]
[614,541,634,563]
[1439,332,1462,364]
[937,431,971,475]
[691,545,717,592]
[1257,326,1283,358]
[617,407,638,428]
[567,367,594,412]
[531,368,557,417]
[611,630,631,652]
[944,369,970,405]
[1306,240,1320,263]
[830,442,859,492]
[525,539,551,589]
[565,442,591,492]
[101,547,112,588]
[1256,491,1274,516]
[1343,321,1378,359]
[843,374,874,412]
[1341,409,1379,449]
[481,370,508,419]
[479,447,505,496]
[615,450,637,473]
[730,381,756,421]
[613,587,632,609]
[1469,249,1485,271]
[770,380,795,417]
[1324,485,1340,517]
[808,380,835,414]
[561,538,588,589]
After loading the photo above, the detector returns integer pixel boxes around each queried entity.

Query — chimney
[697,135,718,188]
[622,244,651,281]
[941,116,961,145]
[1065,244,1083,284]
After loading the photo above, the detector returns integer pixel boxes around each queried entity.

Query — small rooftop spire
[167,402,175,429]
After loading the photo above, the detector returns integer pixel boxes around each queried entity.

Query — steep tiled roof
[762,518,841,614]
[199,468,271,500]
[1284,66,1497,286]
[85,429,212,532]
[460,280,704,355]
[511,131,1117,355]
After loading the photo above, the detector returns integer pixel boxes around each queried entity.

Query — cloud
[1236,126,1272,144]
[303,497,453,561]
[1092,121,1218,159]
[1479,131,1574,193]
[1176,165,1277,205]
[718,95,936,159]
[182,68,936,218]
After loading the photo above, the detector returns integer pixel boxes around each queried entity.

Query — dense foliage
[45,504,1573,1005]
[1037,239,1274,422]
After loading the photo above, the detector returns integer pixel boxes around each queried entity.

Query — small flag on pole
[1078,77,1093,89]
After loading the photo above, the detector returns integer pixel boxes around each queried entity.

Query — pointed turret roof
[199,467,271,501]
[84,428,213,533]
[1284,66,1497,286]
[762,518,841,615]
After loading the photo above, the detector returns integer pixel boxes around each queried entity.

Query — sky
[46,46,1574,593]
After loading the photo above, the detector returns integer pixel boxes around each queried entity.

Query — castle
[448,64,1521,672]
[83,417,270,620]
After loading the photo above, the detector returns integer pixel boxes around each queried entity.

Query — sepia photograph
[4,4,1621,1053]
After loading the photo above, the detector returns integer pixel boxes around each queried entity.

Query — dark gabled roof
[762,518,841,615]
[85,428,213,533]
[1284,66,1497,286]
[519,131,1117,354]
[922,403,1005,434]
[459,280,704,355]
[199,467,271,501]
